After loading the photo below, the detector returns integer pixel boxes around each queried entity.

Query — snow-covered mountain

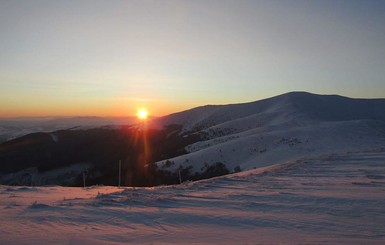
[154,91,385,131]
[1,92,384,186]
[154,92,385,174]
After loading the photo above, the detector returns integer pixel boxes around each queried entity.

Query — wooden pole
[118,160,121,188]
[83,171,86,188]
[178,170,182,184]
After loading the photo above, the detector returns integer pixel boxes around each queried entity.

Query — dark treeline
[0,124,206,186]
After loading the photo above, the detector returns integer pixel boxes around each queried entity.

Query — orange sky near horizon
[0,97,193,118]
[0,99,165,118]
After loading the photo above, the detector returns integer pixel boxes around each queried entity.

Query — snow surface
[1,150,385,244]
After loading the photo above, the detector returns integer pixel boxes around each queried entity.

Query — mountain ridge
[1,91,385,186]
[152,91,385,134]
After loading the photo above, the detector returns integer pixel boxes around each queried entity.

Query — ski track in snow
[1,151,385,244]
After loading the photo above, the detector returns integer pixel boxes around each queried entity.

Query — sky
[1,0,385,118]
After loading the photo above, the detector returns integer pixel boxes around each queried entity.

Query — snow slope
[1,150,385,244]
[154,92,385,174]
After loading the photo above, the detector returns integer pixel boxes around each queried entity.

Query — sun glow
[137,108,148,120]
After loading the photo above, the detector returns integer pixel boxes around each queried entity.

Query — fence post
[118,160,121,188]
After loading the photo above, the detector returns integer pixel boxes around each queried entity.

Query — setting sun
[136,108,148,120]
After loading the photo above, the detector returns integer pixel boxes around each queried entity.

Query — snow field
[1,150,385,244]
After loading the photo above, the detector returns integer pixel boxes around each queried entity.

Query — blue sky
[1,0,384,117]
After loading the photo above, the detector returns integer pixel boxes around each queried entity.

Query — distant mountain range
[1,92,385,186]
[0,116,136,143]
